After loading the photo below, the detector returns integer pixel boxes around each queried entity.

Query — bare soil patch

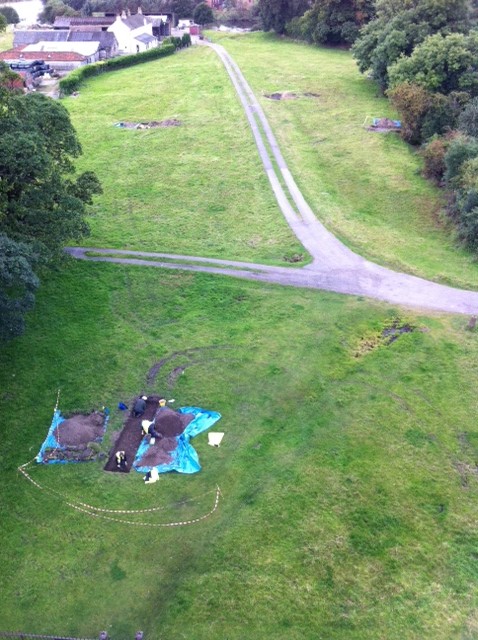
[114,119,181,130]
[55,412,104,446]
[264,91,319,101]
[42,411,106,463]
[103,400,194,473]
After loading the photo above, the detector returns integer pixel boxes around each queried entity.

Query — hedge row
[59,43,175,96]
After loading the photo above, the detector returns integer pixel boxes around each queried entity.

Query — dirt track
[66,44,478,316]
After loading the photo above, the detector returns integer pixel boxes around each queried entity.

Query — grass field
[0,25,13,52]
[65,47,305,265]
[1,263,478,639]
[208,32,478,289]
[2,34,478,640]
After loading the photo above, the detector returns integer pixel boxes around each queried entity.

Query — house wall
[107,18,156,54]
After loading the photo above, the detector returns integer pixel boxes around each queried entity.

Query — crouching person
[115,450,128,470]
[144,468,159,484]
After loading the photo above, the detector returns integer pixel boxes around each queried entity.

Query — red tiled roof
[0,48,86,62]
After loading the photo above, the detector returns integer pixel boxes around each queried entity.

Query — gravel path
[66,44,478,316]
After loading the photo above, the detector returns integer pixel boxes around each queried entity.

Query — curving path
[67,43,478,315]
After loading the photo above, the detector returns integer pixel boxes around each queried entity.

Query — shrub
[181,32,191,47]
[0,6,20,24]
[421,93,459,141]
[458,97,478,138]
[421,137,448,183]
[444,135,478,187]
[388,82,430,145]
[59,44,175,95]
[193,2,214,25]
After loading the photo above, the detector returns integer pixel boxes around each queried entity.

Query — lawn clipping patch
[114,119,181,129]
[36,409,108,464]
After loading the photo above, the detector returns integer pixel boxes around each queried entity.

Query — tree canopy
[258,0,309,34]
[0,6,20,24]
[352,0,470,89]
[287,0,375,46]
[193,2,214,24]
[0,81,101,338]
[388,31,478,96]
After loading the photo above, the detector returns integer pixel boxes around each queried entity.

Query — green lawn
[2,35,478,640]
[208,32,478,290]
[65,47,305,265]
[0,26,13,52]
[1,262,478,639]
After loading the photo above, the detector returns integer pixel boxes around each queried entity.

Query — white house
[107,10,157,54]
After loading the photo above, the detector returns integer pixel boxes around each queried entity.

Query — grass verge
[208,32,478,289]
[65,46,305,266]
[1,261,478,639]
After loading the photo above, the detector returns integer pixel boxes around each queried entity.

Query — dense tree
[39,0,77,24]
[458,97,478,137]
[172,0,196,18]
[388,31,478,96]
[258,0,309,34]
[193,2,213,23]
[444,137,478,249]
[352,0,470,89]
[0,6,20,24]
[286,0,374,46]
[388,81,465,144]
[0,235,39,340]
[0,62,24,92]
[0,13,6,32]
[0,90,101,338]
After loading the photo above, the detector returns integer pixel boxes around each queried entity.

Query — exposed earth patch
[114,119,182,129]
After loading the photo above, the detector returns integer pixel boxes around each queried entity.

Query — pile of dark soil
[154,407,194,437]
[115,119,181,129]
[54,412,104,447]
[137,436,178,467]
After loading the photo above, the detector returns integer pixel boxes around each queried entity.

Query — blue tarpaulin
[36,409,108,464]
[133,406,221,474]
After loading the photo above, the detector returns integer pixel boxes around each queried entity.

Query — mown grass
[65,47,305,265]
[208,32,478,289]
[1,261,478,639]
[0,26,13,52]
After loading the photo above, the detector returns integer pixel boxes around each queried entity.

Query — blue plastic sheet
[133,406,221,475]
[36,409,108,464]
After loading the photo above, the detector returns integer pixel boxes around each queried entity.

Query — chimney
[121,9,126,17]
[137,5,142,13]
[127,7,131,16]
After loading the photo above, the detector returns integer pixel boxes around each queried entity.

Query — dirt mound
[54,412,104,447]
[154,407,194,437]
[137,436,178,467]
